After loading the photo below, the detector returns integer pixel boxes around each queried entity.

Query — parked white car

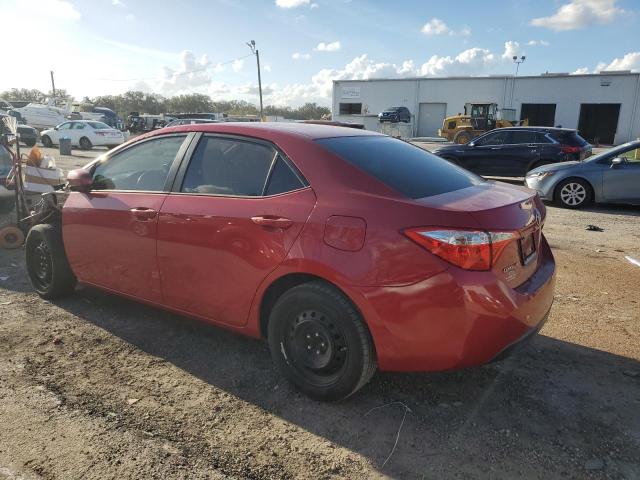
[40,120,125,150]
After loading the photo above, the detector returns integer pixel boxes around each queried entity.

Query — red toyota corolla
[25,123,555,401]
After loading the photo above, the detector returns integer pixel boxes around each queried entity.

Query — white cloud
[27,0,81,20]
[599,52,640,71]
[531,0,624,31]
[421,18,471,36]
[572,67,591,74]
[315,41,341,52]
[527,40,550,46]
[275,0,309,8]
[157,51,212,95]
[502,41,521,60]
[125,13,135,22]
[421,18,449,35]
[232,58,244,72]
[112,0,124,6]
[264,64,273,72]
[310,2,319,8]
[292,52,311,60]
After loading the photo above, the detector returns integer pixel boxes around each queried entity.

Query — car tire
[554,178,593,209]
[267,281,376,401]
[79,137,92,150]
[453,130,473,144]
[25,224,77,299]
[24,139,37,147]
[41,135,53,148]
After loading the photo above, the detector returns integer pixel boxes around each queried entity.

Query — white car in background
[40,120,125,150]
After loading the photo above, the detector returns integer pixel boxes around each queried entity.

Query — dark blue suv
[432,127,591,177]
[378,106,411,123]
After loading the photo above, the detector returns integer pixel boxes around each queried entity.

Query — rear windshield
[316,136,484,199]
[550,131,589,147]
[88,121,111,129]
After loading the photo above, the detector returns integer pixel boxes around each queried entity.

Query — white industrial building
[332,72,640,145]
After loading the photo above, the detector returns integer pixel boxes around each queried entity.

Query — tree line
[0,88,331,120]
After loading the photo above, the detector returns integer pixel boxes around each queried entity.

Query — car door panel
[63,191,166,301]
[602,163,640,202]
[62,134,190,302]
[157,188,316,326]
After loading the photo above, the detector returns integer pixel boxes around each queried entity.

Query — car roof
[499,126,578,133]
[161,121,383,140]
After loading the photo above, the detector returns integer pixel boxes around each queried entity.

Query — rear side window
[265,156,305,195]
[316,136,483,199]
[181,136,276,196]
[550,131,589,146]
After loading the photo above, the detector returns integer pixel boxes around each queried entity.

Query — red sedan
[25,123,555,401]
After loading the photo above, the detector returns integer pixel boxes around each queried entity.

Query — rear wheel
[41,135,53,148]
[25,224,77,299]
[79,137,92,150]
[453,130,473,144]
[554,178,592,209]
[267,281,376,401]
[24,139,36,147]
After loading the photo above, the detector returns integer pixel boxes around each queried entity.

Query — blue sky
[2,0,638,106]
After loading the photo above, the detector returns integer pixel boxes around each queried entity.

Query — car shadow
[52,287,640,479]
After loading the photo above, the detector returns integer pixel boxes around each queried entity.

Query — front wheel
[79,137,92,150]
[554,178,592,209]
[25,224,77,299]
[24,139,37,147]
[268,281,376,401]
[41,135,53,148]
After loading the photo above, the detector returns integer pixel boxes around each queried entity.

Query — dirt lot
[1,145,639,479]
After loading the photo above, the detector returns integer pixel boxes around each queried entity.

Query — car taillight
[404,228,517,271]
[561,145,581,154]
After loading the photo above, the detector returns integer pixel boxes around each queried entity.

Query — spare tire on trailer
[0,226,25,249]
[453,130,474,144]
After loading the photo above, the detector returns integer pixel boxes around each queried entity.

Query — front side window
[57,122,72,130]
[509,130,538,145]
[476,130,510,146]
[92,135,186,191]
[181,137,277,196]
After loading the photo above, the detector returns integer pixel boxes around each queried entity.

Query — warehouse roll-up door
[578,104,620,145]
[520,104,556,127]
[417,103,447,137]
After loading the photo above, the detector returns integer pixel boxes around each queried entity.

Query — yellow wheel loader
[438,102,528,144]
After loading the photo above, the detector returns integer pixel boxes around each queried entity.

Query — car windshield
[585,141,640,163]
[88,122,111,129]
[316,135,484,199]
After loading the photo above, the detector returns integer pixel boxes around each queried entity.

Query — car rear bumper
[350,234,556,372]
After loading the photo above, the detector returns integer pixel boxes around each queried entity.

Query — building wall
[333,74,640,144]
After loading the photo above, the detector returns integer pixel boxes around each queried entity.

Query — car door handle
[129,207,157,220]
[251,216,293,229]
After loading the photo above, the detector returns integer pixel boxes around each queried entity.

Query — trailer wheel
[0,226,25,249]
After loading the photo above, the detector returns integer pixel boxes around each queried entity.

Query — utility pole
[50,70,56,100]
[510,55,526,109]
[247,40,263,121]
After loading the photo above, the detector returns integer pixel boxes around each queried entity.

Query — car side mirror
[67,168,93,193]
[610,157,625,168]
[54,126,59,130]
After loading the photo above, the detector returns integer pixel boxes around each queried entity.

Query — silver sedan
[525,140,640,209]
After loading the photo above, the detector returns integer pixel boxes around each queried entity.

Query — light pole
[510,55,526,109]
[247,40,263,121]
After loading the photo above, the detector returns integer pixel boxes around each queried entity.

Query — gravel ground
[0,144,639,479]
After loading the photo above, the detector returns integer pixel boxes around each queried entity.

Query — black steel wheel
[268,281,376,401]
[25,224,77,299]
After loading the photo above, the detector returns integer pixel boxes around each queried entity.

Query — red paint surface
[62,123,556,372]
